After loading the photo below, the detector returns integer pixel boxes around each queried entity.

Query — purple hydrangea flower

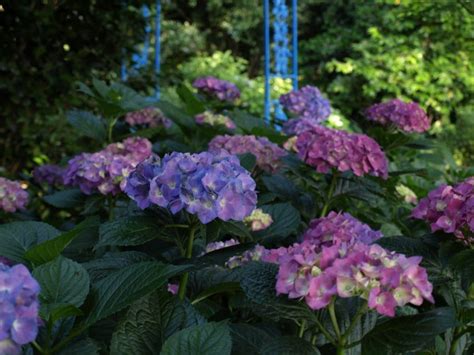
[303,211,382,249]
[296,125,389,179]
[0,177,29,213]
[125,107,172,128]
[124,152,257,224]
[195,111,236,130]
[0,263,41,354]
[167,283,179,295]
[279,86,331,122]
[32,164,64,186]
[282,117,321,136]
[412,177,474,246]
[192,76,240,102]
[204,239,240,254]
[366,99,431,133]
[63,137,152,195]
[208,135,287,173]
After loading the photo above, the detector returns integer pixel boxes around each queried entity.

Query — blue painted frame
[264,0,298,124]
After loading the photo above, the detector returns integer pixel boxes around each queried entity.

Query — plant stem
[328,299,341,340]
[313,317,337,346]
[107,117,118,143]
[298,319,306,338]
[448,327,462,355]
[50,324,87,353]
[107,196,116,220]
[164,224,189,229]
[32,341,46,354]
[178,226,197,300]
[340,302,368,344]
[320,172,338,217]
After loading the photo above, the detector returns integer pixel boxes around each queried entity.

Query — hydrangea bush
[0,78,472,355]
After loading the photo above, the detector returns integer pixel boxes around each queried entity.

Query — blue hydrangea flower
[124,152,257,224]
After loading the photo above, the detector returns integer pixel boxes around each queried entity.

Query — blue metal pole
[264,0,271,123]
[292,0,298,90]
[154,0,161,100]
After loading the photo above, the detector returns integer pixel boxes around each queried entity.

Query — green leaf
[43,189,85,209]
[240,262,279,304]
[33,256,90,307]
[254,203,301,243]
[230,323,273,355]
[156,101,196,130]
[67,110,106,141]
[96,216,172,248]
[176,84,206,115]
[220,221,252,239]
[262,175,299,201]
[58,338,99,355]
[25,217,99,265]
[449,249,474,284]
[160,322,232,355]
[229,109,265,132]
[361,307,457,354]
[0,221,59,263]
[40,303,83,323]
[250,127,287,144]
[86,262,190,326]
[110,289,186,354]
[238,153,257,172]
[260,336,319,355]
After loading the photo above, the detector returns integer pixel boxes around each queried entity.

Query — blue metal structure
[264,0,298,124]
[121,0,161,100]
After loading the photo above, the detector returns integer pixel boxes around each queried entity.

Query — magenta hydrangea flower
[225,244,285,269]
[366,99,430,133]
[296,125,388,179]
[125,107,172,128]
[0,263,41,354]
[279,86,331,123]
[412,177,474,245]
[303,211,382,249]
[32,164,64,186]
[63,137,152,195]
[208,135,287,173]
[192,76,240,102]
[0,177,28,213]
[195,111,236,130]
[282,117,320,136]
[275,241,433,316]
[124,152,257,224]
[167,283,179,295]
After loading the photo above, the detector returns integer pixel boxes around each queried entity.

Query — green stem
[178,226,197,300]
[32,341,46,354]
[313,317,337,346]
[107,117,118,143]
[328,299,341,340]
[320,173,338,217]
[298,319,306,338]
[164,224,190,229]
[340,303,368,344]
[449,327,463,355]
[336,346,345,355]
[50,324,87,353]
[107,196,116,220]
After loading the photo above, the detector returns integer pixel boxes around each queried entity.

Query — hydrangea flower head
[0,177,29,213]
[366,99,430,133]
[125,107,172,128]
[64,137,152,195]
[125,152,257,224]
[282,117,321,136]
[192,76,240,102]
[204,239,240,254]
[412,177,474,245]
[208,135,287,173]
[303,211,382,249]
[243,208,273,231]
[279,86,331,122]
[195,111,236,130]
[296,125,388,178]
[0,263,41,354]
[33,164,64,186]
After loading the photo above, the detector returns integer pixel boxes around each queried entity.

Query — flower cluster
[192,76,240,102]
[125,107,172,128]
[32,164,64,186]
[296,125,388,178]
[226,245,286,269]
[124,152,257,224]
[243,208,273,231]
[0,177,28,213]
[195,111,236,130]
[279,86,331,123]
[366,99,430,133]
[282,117,320,136]
[412,177,474,245]
[63,137,152,195]
[276,241,433,316]
[208,135,287,173]
[303,211,382,249]
[204,239,240,254]
[0,263,41,354]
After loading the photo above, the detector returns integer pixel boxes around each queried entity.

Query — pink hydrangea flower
[296,125,388,179]
[193,76,240,102]
[366,99,430,133]
[0,177,29,213]
[125,107,172,128]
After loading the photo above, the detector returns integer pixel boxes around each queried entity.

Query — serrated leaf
[156,101,196,130]
[221,221,252,239]
[240,262,279,304]
[176,84,206,115]
[449,249,474,284]
[262,174,299,201]
[230,323,273,355]
[0,222,60,263]
[43,189,85,209]
[86,262,190,326]
[361,307,456,354]
[33,256,90,307]
[160,322,231,355]
[238,153,257,172]
[260,336,319,355]
[254,203,301,242]
[96,216,171,248]
[67,110,106,141]
[58,338,99,355]
[25,217,99,265]
[111,289,186,354]
[40,303,83,323]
